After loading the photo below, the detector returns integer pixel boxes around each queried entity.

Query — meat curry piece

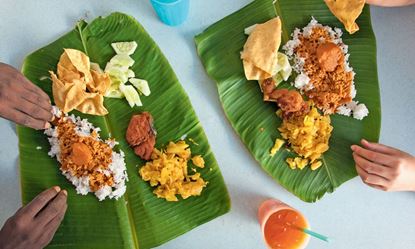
[261,78,308,118]
[316,42,344,72]
[126,112,157,160]
[70,142,93,166]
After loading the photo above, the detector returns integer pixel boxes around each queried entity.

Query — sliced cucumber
[272,73,283,86]
[109,54,135,68]
[127,69,135,79]
[119,84,142,107]
[105,89,124,98]
[108,72,128,85]
[111,41,138,55]
[105,65,130,84]
[105,63,129,73]
[129,78,151,96]
[272,52,292,82]
[104,41,148,107]
[280,66,292,81]
[278,52,291,72]
[105,83,124,98]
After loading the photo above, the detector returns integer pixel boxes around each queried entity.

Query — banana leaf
[18,12,230,249]
[195,0,381,202]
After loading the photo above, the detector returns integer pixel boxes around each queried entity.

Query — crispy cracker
[50,49,110,115]
[241,17,282,80]
[325,0,365,34]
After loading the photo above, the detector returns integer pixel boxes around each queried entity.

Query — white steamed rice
[45,107,128,201]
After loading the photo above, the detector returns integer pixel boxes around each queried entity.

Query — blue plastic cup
[150,0,189,26]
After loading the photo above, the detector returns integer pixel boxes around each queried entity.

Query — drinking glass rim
[150,0,187,6]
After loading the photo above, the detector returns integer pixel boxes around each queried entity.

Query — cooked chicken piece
[261,78,276,101]
[261,78,308,118]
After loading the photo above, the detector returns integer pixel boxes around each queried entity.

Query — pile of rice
[283,17,369,120]
[45,107,128,201]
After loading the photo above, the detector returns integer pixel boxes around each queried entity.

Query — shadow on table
[229,186,269,224]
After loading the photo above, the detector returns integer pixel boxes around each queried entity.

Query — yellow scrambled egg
[191,155,205,168]
[139,140,207,201]
[270,138,285,156]
[277,106,332,170]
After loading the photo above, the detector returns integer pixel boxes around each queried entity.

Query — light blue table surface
[1,1,415,248]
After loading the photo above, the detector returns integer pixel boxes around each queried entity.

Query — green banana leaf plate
[19,12,230,249]
[195,0,381,202]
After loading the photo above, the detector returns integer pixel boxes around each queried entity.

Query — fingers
[15,95,53,122]
[36,190,68,225]
[21,88,52,115]
[361,139,403,156]
[46,205,66,228]
[20,76,51,102]
[366,183,387,191]
[39,210,66,248]
[21,186,61,217]
[355,164,389,186]
[0,107,50,130]
[353,153,392,179]
[351,145,395,166]
[0,64,52,129]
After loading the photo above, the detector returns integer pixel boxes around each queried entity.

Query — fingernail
[44,122,51,129]
[61,190,67,196]
[351,145,356,151]
[362,139,369,144]
[53,186,61,192]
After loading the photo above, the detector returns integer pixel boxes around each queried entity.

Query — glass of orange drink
[258,199,310,249]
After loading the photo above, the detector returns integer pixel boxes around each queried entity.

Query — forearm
[366,0,415,7]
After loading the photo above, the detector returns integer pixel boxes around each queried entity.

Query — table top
[1,1,415,248]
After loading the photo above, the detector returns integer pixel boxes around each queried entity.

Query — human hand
[0,62,53,130]
[0,186,68,249]
[351,139,415,191]
[366,0,415,7]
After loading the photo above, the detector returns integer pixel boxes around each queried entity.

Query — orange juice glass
[258,199,310,249]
